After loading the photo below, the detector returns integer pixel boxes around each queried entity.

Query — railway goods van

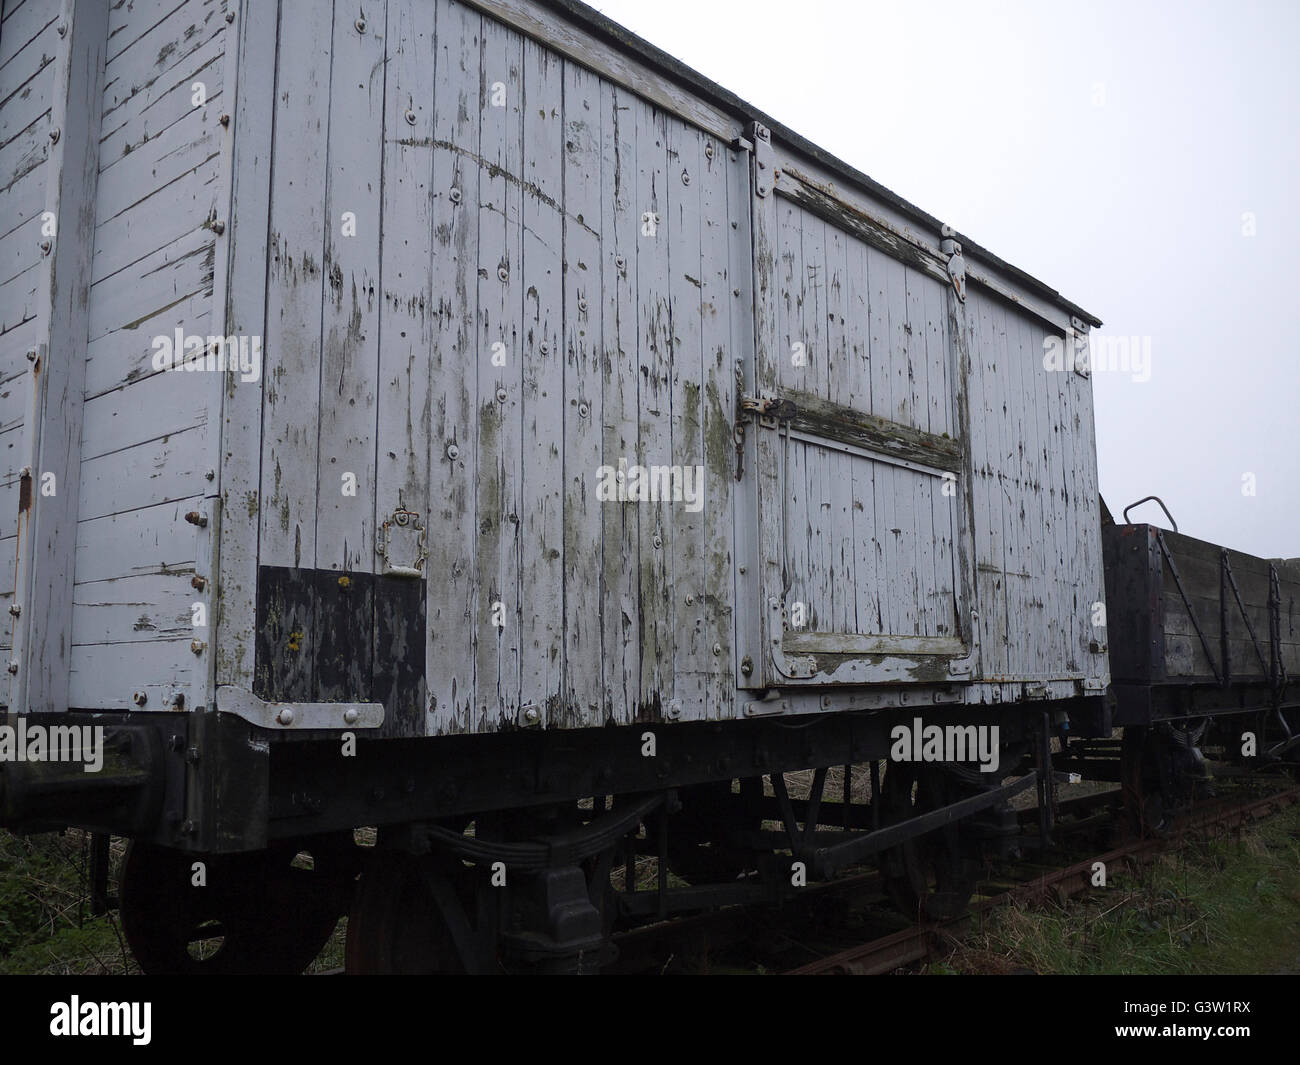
[0,0,1117,972]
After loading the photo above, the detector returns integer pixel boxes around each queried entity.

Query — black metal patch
[255,566,425,737]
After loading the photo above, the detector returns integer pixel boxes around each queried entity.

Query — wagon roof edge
[537,0,1104,328]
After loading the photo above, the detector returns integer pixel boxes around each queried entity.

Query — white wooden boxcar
[0,0,1107,737]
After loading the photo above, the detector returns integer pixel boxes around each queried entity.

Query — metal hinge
[749,121,774,198]
[939,226,966,303]
[739,391,794,430]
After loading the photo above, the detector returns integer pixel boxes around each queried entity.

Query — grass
[934,800,1300,975]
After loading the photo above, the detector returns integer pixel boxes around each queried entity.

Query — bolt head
[523,706,540,723]
[6,661,18,675]
[133,691,147,706]
[276,708,295,726]
[343,707,359,725]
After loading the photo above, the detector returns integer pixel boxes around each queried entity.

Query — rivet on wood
[355,17,366,32]
[212,220,225,235]
[219,114,230,126]
[446,443,460,460]
[184,511,208,528]
[191,640,206,655]
[133,691,147,706]
[497,265,509,282]
[6,662,16,675]
[577,297,587,312]
[449,187,462,204]
[57,23,68,36]
[49,128,60,144]
[577,402,589,418]
[495,387,507,402]
[39,240,51,255]
[405,109,417,125]
[681,170,690,185]
[652,533,663,549]
[539,340,549,355]
[7,604,19,617]
[25,348,37,361]
[615,256,626,270]
[226,10,235,22]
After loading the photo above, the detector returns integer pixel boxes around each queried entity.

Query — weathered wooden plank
[518,37,565,726]
[85,307,212,399]
[90,152,221,284]
[424,0,480,735]
[633,98,672,716]
[0,144,48,247]
[257,0,331,577]
[666,109,705,719]
[80,364,208,462]
[69,637,194,710]
[94,95,220,223]
[0,210,41,286]
[0,50,55,145]
[374,0,436,732]
[699,126,736,714]
[559,57,603,727]
[0,0,56,70]
[0,259,39,333]
[105,0,197,65]
[599,79,641,721]
[14,0,107,713]
[71,571,198,645]
[474,13,524,726]
[74,496,199,586]
[314,2,383,582]
[99,0,224,166]
[0,12,57,102]
[78,426,205,531]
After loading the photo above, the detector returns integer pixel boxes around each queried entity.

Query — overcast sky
[591,0,1299,559]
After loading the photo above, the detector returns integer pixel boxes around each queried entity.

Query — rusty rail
[787,785,1300,975]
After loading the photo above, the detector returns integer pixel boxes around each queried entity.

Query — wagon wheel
[120,838,348,975]
[1122,722,1209,838]
[345,851,476,974]
[877,763,976,921]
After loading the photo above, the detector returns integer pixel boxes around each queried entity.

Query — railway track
[787,781,1300,975]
